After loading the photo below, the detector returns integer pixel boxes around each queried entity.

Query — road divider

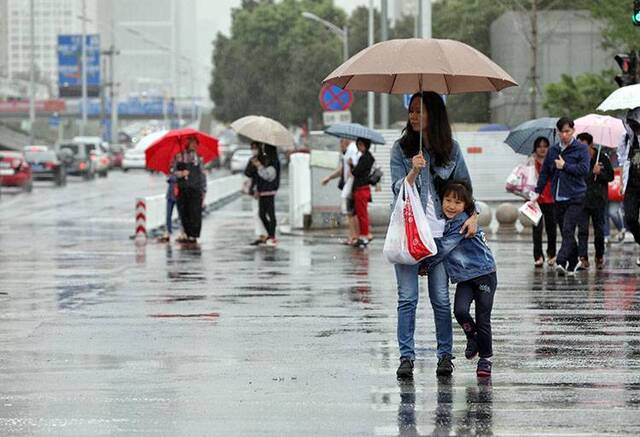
[134,174,243,240]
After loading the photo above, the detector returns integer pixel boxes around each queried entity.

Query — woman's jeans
[166,198,176,235]
[395,261,452,360]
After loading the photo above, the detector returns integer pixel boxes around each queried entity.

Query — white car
[122,130,167,172]
[230,149,253,174]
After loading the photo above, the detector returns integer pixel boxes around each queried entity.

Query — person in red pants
[350,137,375,248]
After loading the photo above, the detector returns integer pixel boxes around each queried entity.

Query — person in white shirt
[321,138,361,244]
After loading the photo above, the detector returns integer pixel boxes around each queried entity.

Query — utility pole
[528,0,538,119]
[28,0,35,144]
[367,0,374,129]
[109,17,118,144]
[380,0,389,129]
[101,43,119,142]
[80,0,87,136]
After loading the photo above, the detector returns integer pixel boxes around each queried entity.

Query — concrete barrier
[134,173,242,239]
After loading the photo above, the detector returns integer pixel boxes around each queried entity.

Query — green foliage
[543,71,617,119]
[589,0,640,51]
[210,0,345,126]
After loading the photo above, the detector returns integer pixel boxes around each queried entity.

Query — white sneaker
[264,238,277,247]
[636,257,640,266]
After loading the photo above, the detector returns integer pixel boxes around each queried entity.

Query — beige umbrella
[230,115,294,149]
[323,38,517,94]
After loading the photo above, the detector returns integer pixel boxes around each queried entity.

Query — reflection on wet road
[1,172,639,435]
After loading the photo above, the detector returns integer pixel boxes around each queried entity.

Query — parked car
[94,143,110,177]
[108,144,125,169]
[56,142,96,180]
[230,148,253,174]
[122,130,167,172]
[218,128,240,169]
[0,151,32,192]
[23,146,66,186]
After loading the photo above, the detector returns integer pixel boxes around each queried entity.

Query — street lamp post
[301,12,348,62]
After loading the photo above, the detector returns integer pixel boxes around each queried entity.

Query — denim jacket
[422,212,496,284]
[390,139,473,220]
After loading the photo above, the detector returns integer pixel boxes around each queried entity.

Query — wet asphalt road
[1,172,640,436]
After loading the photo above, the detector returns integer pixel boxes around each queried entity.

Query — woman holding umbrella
[171,136,207,243]
[251,142,280,247]
[391,92,477,378]
[349,137,375,248]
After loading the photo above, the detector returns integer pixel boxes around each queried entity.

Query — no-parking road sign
[319,84,353,111]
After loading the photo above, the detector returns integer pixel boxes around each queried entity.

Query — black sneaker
[476,358,492,378]
[249,238,265,246]
[396,357,414,379]
[436,354,454,376]
[353,238,369,248]
[465,335,478,360]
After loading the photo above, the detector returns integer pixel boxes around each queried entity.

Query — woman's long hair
[399,91,453,166]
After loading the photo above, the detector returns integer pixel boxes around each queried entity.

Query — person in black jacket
[350,137,375,248]
[575,133,614,270]
[171,137,207,243]
[251,142,280,246]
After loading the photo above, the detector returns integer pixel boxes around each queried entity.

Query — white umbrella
[230,115,293,149]
[597,84,640,111]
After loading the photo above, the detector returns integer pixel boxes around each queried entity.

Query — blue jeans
[166,198,176,234]
[395,261,452,360]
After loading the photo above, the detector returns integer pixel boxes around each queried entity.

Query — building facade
[5,0,98,89]
[490,10,614,126]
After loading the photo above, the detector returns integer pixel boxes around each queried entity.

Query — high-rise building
[97,0,199,100]
[5,0,98,88]
[0,0,8,78]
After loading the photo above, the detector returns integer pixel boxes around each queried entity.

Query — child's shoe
[476,358,492,378]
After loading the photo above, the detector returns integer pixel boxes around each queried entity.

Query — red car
[0,151,33,192]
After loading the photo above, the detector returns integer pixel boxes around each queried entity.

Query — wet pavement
[1,172,640,436]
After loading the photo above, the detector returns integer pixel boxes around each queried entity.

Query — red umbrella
[145,128,219,174]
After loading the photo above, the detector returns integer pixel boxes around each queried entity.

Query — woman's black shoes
[396,358,414,379]
[436,354,455,376]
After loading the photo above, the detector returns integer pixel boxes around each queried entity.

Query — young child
[421,181,497,377]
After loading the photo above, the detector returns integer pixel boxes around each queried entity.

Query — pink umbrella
[574,114,624,149]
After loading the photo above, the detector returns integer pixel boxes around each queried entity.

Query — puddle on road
[148,312,220,319]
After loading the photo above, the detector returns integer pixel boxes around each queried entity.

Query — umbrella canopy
[323,38,517,94]
[574,114,624,149]
[597,84,640,111]
[505,117,558,155]
[230,115,293,149]
[324,123,386,144]
[145,128,219,174]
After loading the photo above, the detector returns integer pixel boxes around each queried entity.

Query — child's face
[442,193,466,219]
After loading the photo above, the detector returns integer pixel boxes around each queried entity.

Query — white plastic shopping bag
[518,201,542,227]
[383,180,438,265]
[505,162,537,198]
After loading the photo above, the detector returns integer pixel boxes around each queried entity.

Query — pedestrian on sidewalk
[575,132,614,271]
[349,137,375,248]
[391,91,478,379]
[321,138,361,244]
[604,150,626,244]
[531,117,590,275]
[159,173,179,242]
[421,181,497,378]
[251,142,280,247]
[619,108,640,265]
[529,136,558,268]
[172,136,207,244]
[244,142,268,246]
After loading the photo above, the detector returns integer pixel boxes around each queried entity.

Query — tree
[542,71,617,119]
[209,0,345,126]
[590,0,639,50]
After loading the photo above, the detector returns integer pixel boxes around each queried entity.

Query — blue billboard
[57,34,100,97]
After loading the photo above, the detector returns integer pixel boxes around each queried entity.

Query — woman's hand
[460,213,478,239]
[406,153,426,186]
